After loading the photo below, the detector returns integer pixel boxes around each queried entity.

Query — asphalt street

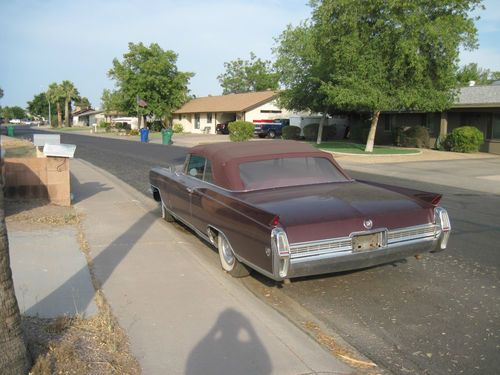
[12,127,500,375]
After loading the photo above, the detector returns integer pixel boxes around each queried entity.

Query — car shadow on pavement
[185,308,272,375]
[27,210,157,316]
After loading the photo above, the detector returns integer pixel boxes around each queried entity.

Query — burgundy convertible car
[150,141,451,281]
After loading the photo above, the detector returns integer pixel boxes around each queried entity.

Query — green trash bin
[7,125,14,137]
[161,128,173,145]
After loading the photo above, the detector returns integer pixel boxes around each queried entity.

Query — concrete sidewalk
[70,158,355,375]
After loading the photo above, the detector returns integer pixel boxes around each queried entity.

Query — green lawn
[312,141,420,155]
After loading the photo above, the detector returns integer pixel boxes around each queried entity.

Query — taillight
[431,195,442,206]
[434,207,451,250]
[270,215,280,227]
[271,228,290,278]
[416,193,442,206]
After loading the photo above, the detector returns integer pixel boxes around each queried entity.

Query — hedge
[228,120,254,141]
[444,126,484,153]
[282,126,301,140]
[303,123,337,141]
[400,126,430,148]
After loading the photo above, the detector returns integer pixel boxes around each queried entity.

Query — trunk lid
[235,181,434,243]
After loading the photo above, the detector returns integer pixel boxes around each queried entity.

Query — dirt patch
[6,199,141,374]
[23,293,140,375]
[5,199,77,225]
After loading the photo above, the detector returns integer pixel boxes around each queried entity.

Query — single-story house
[172,91,294,134]
[72,109,138,128]
[72,108,105,127]
[376,84,500,154]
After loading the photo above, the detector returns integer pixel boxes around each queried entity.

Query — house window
[178,114,181,120]
[492,114,500,139]
[195,114,200,129]
[207,113,212,124]
[426,113,440,136]
[384,115,393,132]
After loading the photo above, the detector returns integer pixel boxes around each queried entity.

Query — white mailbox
[43,144,77,158]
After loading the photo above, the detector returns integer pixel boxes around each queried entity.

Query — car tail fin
[415,193,442,206]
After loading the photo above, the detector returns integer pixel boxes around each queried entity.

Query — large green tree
[456,63,500,86]
[46,83,65,127]
[74,96,91,109]
[60,80,79,127]
[108,42,194,126]
[218,52,279,94]
[1,106,27,120]
[276,0,482,151]
[27,92,51,119]
[275,23,333,143]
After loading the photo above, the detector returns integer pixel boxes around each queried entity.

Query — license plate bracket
[352,232,383,252]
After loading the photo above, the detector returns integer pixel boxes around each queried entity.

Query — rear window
[239,157,348,190]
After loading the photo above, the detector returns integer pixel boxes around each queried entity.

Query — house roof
[77,110,104,117]
[73,108,96,116]
[454,85,500,108]
[173,91,278,114]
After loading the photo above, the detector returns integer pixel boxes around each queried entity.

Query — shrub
[303,123,319,141]
[129,129,139,136]
[148,121,164,132]
[444,126,484,153]
[282,126,301,140]
[400,126,430,148]
[99,121,110,128]
[115,122,131,131]
[173,123,184,133]
[228,120,254,141]
[303,123,337,141]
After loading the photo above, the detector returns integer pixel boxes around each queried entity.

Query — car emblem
[363,219,373,230]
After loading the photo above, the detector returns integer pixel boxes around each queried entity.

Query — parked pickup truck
[253,119,290,138]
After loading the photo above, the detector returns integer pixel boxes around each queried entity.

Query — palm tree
[46,83,64,128]
[60,80,79,127]
[0,159,31,374]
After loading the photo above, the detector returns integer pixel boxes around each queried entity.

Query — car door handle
[186,187,194,194]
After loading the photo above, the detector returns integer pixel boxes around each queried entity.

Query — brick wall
[4,157,70,206]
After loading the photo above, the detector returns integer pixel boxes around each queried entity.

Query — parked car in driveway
[149,141,451,281]
[215,122,230,134]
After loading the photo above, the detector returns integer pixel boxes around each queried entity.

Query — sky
[1,0,499,109]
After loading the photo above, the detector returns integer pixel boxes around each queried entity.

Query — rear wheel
[258,134,265,138]
[161,201,175,222]
[268,130,276,139]
[218,234,250,278]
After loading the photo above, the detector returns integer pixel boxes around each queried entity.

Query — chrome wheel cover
[221,237,235,267]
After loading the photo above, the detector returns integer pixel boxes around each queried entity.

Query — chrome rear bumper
[287,236,439,279]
